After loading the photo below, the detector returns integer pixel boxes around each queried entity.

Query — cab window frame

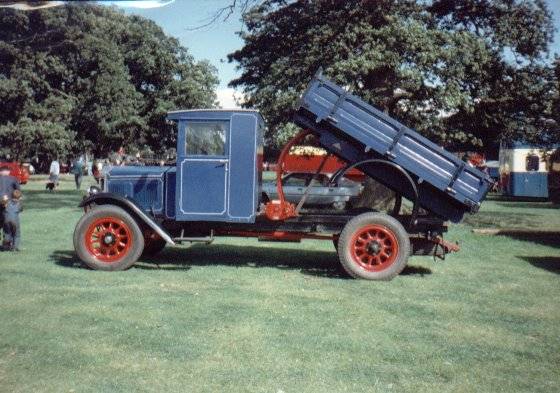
[184,120,229,157]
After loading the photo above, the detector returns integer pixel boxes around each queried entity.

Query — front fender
[80,193,175,245]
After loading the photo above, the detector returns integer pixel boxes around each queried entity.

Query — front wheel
[338,212,410,280]
[73,205,144,271]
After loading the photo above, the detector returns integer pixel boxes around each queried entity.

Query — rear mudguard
[79,193,175,245]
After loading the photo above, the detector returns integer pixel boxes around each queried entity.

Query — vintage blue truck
[74,72,493,280]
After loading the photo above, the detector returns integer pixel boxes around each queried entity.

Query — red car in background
[4,162,30,184]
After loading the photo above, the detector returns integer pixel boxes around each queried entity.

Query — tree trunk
[352,177,396,212]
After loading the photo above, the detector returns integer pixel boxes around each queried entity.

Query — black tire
[333,235,340,254]
[338,212,410,280]
[142,231,167,257]
[73,205,144,271]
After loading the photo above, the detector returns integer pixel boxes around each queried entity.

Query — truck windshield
[186,121,227,156]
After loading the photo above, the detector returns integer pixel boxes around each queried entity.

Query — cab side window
[525,154,540,172]
[186,121,227,156]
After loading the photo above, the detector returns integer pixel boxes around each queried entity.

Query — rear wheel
[338,212,410,280]
[73,205,144,271]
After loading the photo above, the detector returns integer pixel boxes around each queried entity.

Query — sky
[104,0,560,108]
[106,0,247,107]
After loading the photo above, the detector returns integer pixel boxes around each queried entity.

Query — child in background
[2,189,22,251]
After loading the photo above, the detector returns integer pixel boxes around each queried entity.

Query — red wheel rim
[84,217,133,263]
[350,224,399,272]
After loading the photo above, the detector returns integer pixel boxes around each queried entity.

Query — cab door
[176,120,229,221]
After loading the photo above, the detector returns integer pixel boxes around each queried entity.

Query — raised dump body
[293,73,493,223]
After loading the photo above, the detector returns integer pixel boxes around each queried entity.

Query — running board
[173,229,214,244]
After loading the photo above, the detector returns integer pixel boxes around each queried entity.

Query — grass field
[0,175,559,393]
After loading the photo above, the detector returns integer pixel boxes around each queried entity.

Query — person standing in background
[48,157,60,190]
[92,160,102,185]
[72,156,84,190]
[0,164,21,249]
[2,189,23,251]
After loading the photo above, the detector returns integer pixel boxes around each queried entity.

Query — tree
[0,3,218,160]
[228,0,557,152]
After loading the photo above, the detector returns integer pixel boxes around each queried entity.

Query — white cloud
[0,1,65,10]
[216,88,245,109]
[0,1,176,10]
[100,0,175,9]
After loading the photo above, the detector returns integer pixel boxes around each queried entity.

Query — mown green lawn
[0,176,558,393]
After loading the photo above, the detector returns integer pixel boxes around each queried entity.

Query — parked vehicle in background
[499,142,559,199]
[266,150,366,183]
[548,148,560,204]
[3,162,30,184]
[262,172,363,210]
[485,160,499,192]
[22,163,35,175]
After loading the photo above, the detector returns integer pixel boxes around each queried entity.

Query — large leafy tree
[0,3,218,160]
[229,0,557,152]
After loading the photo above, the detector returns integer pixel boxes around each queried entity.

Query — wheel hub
[367,241,381,255]
[349,224,400,272]
[103,233,116,245]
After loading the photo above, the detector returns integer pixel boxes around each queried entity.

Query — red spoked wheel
[338,212,410,280]
[74,205,144,271]
[350,224,399,272]
[84,217,133,263]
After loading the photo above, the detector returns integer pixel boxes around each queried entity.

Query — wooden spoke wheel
[338,212,410,280]
[74,205,144,271]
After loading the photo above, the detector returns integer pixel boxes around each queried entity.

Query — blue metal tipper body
[76,74,490,279]
[293,73,493,223]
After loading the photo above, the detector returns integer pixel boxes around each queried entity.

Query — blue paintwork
[105,110,263,224]
[106,166,170,214]
[503,172,549,198]
[170,110,264,223]
[294,73,493,222]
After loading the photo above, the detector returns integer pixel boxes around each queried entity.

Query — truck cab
[104,110,264,223]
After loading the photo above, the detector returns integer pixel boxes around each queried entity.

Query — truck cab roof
[166,109,263,121]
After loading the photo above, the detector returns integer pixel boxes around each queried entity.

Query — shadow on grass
[518,256,560,274]
[50,250,86,268]
[494,201,557,210]
[50,245,431,279]
[486,194,549,203]
[462,211,539,229]
[497,231,560,249]
[22,190,83,210]
[400,265,432,276]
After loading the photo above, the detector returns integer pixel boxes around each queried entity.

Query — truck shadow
[517,256,560,275]
[50,245,432,279]
[497,231,560,249]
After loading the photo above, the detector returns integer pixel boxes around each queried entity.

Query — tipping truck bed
[293,73,493,223]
